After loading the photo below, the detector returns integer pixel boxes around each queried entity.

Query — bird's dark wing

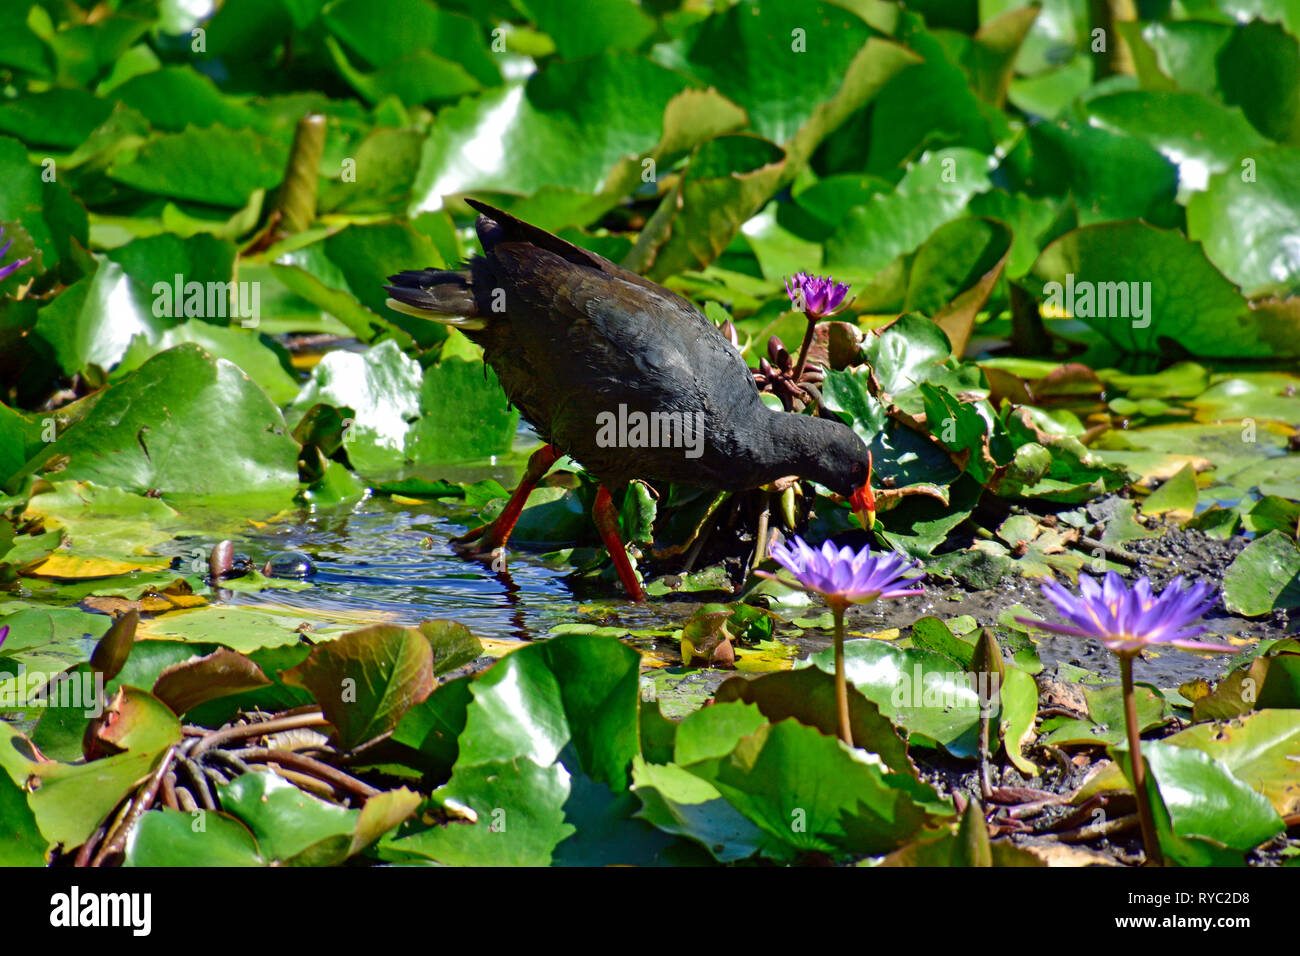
[466,199,701,313]
[480,242,765,485]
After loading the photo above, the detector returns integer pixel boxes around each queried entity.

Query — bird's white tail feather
[385,298,487,330]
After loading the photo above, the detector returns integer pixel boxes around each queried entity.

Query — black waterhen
[385,200,874,601]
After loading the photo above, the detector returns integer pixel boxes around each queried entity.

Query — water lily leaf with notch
[124,807,264,866]
[805,638,983,757]
[1188,373,1300,424]
[1030,221,1300,358]
[1216,20,1300,148]
[998,407,1127,501]
[1039,682,1171,748]
[383,756,574,866]
[910,616,976,668]
[921,383,1013,484]
[822,367,962,492]
[627,134,786,281]
[520,0,653,60]
[0,605,112,703]
[1164,709,1300,819]
[136,603,349,654]
[107,125,288,207]
[383,635,641,864]
[113,321,300,406]
[451,634,640,789]
[873,474,981,557]
[281,623,437,750]
[682,718,944,861]
[713,667,912,774]
[631,756,767,863]
[904,216,1012,356]
[1243,496,1300,538]
[34,257,169,377]
[1189,146,1300,298]
[858,311,953,399]
[408,336,519,464]
[1223,531,1300,617]
[826,149,994,279]
[864,9,1002,175]
[19,482,185,577]
[1140,462,1198,519]
[418,619,484,676]
[27,713,181,849]
[1084,90,1269,202]
[217,770,358,864]
[31,639,223,761]
[630,14,918,278]
[391,675,475,781]
[410,52,692,207]
[12,345,300,496]
[287,339,421,475]
[1112,741,1285,865]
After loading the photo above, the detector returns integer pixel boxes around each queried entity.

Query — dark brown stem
[791,317,818,384]
[74,823,107,868]
[1121,653,1163,866]
[233,748,381,799]
[191,710,328,755]
[92,746,177,866]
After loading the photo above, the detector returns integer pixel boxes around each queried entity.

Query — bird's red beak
[850,452,876,531]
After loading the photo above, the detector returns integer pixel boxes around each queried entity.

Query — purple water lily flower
[0,228,31,283]
[762,535,923,607]
[784,272,853,319]
[1018,571,1230,655]
[760,535,923,749]
[0,624,7,649]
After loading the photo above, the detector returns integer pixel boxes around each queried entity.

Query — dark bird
[385,200,875,601]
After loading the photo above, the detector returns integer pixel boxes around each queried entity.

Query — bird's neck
[751,409,855,491]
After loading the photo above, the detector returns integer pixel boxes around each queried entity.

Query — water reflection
[217,496,575,644]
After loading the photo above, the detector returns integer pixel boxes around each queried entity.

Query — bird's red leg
[453,444,559,556]
[592,485,647,602]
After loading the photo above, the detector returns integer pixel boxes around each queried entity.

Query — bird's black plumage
[385,200,871,498]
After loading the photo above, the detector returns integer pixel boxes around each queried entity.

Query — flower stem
[1120,652,1163,866]
[831,603,853,748]
[791,315,818,385]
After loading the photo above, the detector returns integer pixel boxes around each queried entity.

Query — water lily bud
[209,540,234,581]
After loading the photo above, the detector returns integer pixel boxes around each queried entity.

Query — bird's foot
[593,485,647,603]
[450,443,560,563]
[450,525,510,568]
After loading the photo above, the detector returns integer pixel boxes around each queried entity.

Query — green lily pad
[806,638,984,757]
[12,345,300,496]
[124,807,264,867]
[1223,530,1300,617]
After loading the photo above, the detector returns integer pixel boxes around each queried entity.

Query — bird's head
[809,425,875,531]
[849,451,876,531]
[764,411,877,531]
